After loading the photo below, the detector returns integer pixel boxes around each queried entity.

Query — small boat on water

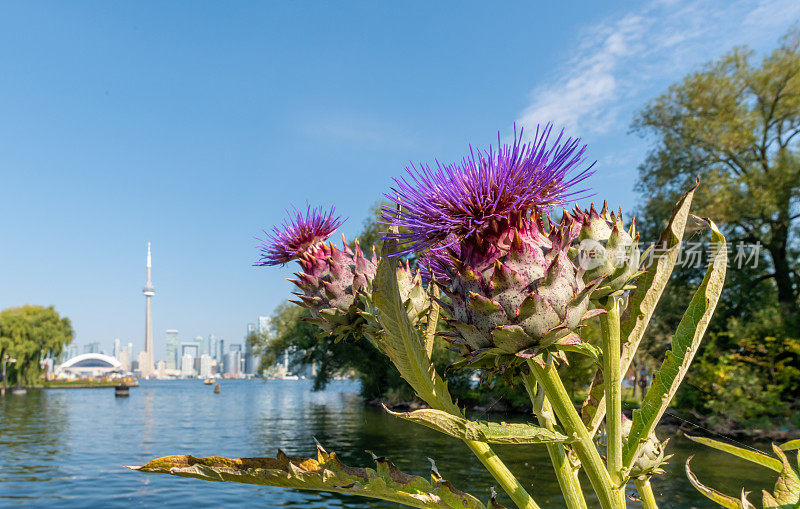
[204,379,214,385]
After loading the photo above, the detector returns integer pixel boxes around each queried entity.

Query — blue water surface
[0,379,775,508]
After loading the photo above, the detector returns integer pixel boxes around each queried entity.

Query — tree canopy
[0,305,73,387]
[632,28,800,431]
[633,28,800,314]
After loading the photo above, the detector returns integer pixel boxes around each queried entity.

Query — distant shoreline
[29,381,139,389]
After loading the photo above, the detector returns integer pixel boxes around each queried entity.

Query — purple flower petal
[382,124,594,256]
[256,204,345,266]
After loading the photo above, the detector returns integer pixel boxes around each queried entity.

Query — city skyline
[59,243,271,362]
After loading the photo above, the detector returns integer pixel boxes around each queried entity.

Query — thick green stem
[464,440,541,509]
[527,358,622,509]
[522,374,587,509]
[633,479,658,509]
[600,298,625,503]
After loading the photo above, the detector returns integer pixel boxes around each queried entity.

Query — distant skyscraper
[224,350,241,377]
[165,330,179,370]
[181,343,199,359]
[118,349,131,372]
[84,342,101,354]
[113,338,121,359]
[180,353,195,378]
[193,336,205,356]
[61,343,78,362]
[229,343,242,352]
[207,334,218,360]
[199,354,212,378]
[258,316,270,333]
[139,243,155,378]
[246,321,262,376]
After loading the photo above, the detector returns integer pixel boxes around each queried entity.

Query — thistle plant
[130,125,735,509]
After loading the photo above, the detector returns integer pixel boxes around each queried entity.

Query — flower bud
[562,202,643,301]
[621,415,672,480]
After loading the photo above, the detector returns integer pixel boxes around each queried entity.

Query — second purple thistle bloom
[256,205,378,341]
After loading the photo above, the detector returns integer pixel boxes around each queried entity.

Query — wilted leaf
[128,442,487,509]
[685,434,782,473]
[623,216,726,468]
[385,406,573,445]
[582,182,697,435]
[686,457,749,509]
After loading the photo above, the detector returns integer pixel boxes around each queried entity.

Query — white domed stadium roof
[57,353,123,375]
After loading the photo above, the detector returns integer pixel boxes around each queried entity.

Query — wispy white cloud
[517,0,800,136]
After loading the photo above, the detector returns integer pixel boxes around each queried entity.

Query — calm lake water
[0,379,775,508]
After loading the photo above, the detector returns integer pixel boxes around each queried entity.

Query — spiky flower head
[256,205,344,266]
[383,126,600,372]
[562,202,643,302]
[256,205,377,340]
[383,124,594,255]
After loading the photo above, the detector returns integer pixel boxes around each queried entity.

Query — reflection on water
[0,380,776,508]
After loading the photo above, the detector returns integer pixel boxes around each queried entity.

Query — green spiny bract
[395,261,431,328]
[288,237,378,341]
[621,415,672,481]
[562,202,643,302]
[360,261,432,338]
[439,217,605,374]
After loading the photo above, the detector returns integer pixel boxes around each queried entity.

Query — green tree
[0,305,73,387]
[633,28,800,319]
[632,28,800,429]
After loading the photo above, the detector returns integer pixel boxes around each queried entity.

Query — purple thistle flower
[382,124,594,256]
[255,204,345,266]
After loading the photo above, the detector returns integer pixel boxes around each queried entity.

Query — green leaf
[685,434,782,473]
[623,216,726,468]
[371,246,460,415]
[425,284,440,359]
[553,342,602,365]
[780,440,800,452]
[385,406,574,445]
[686,457,750,509]
[582,182,698,435]
[128,442,487,509]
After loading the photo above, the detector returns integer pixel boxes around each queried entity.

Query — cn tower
[140,242,155,377]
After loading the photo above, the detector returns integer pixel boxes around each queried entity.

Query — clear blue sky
[1,1,797,361]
